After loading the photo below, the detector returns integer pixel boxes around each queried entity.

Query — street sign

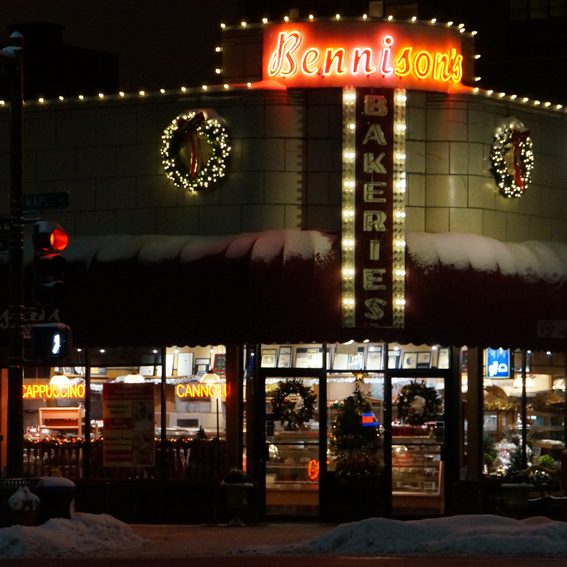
[22,192,70,212]
[537,320,567,338]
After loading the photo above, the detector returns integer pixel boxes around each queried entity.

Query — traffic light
[32,221,69,305]
[31,323,72,358]
[31,221,72,358]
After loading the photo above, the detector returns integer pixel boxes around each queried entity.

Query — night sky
[0,0,238,94]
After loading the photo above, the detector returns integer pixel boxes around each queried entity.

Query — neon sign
[23,384,85,399]
[263,23,470,92]
[175,383,227,399]
[307,459,319,481]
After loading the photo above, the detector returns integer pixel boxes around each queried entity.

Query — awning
[2,230,566,352]
[404,232,567,350]
[60,230,342,347]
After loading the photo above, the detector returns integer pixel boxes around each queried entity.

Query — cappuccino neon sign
[23,383,86,399]
[263,22,470,92]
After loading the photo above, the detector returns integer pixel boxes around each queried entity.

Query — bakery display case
[392,438,442,494]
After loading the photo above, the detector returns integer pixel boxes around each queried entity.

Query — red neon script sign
[264,22,469,92]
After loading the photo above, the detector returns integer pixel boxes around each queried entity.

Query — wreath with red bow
[160,110,231,192]
[490,117,534,199]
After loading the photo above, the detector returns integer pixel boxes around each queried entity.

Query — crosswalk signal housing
[31,323,72,358]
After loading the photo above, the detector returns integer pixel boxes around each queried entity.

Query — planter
[221,482,253,527]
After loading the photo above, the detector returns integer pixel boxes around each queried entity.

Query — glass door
[390,374,446,516]
[264,375,321,516]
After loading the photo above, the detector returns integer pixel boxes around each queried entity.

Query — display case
[265,429,320,515]
[392,437,443,495]
[266,430,319,485]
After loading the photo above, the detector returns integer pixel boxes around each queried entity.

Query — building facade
[0,15,566,522]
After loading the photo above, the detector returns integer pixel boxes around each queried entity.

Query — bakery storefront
[1,16,567,523]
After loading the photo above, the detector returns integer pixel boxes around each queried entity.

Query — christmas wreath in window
[160,109,231,192]
[395,380,442,425]
[490,117,534,199]
[271,378,317,431]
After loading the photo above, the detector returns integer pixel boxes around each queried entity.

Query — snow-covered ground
[262,515,567,557]
[2,513,567,558]
[0,513,145,558]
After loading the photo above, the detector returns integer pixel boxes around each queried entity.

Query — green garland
[160,110,231,192]
[396,380,442,425]
[271,378,316,431]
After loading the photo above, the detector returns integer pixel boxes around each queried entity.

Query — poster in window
[103,382,155,467]
[177,353,194,377]
[437,348,450,369]
[366,345,384,370]
[416,351,432,369]
[195,358,210,375]
[277,346,292,368]
[213,354,226,374]
[332,353,349,370]
[387,350,400,369]
[295,347,323,368]
[261,348,277,368]
[402,351,417,369]
[347,348,366,370]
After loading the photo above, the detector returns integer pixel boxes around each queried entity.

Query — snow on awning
[405,232,567,349]
[60,229,342,347]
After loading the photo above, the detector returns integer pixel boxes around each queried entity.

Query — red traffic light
[33,221,69,253]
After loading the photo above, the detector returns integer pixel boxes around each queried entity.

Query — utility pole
[1,32,24,477]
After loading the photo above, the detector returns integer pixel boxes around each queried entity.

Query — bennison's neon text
[267,31,463,85]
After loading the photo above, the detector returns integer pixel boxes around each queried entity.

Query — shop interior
[20,342,566,517]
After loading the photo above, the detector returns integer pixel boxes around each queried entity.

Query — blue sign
[485,348,510,378]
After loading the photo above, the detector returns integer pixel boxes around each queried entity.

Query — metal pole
[83,348,91,480]
[160,346,167,479]
[521,350,528,469]
[2,32,24,478]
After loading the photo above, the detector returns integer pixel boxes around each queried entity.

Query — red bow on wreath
[511,128,530,189]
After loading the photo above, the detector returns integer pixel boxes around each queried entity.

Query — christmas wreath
[395,380,442,425]
[490,117,534,199]
[271,378,316,431]
[160,109,231,192]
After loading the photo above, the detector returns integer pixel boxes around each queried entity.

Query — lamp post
[1,32,25,477]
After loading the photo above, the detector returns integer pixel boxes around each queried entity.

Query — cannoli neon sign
[175,383,227,399]
[263,23,468,92]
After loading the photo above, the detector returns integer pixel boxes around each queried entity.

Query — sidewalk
[125,522,335,558]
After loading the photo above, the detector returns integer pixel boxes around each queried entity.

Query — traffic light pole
[2,32,25,477]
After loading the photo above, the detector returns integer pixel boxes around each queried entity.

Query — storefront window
[483,349,566,476]
[22,344,228,478]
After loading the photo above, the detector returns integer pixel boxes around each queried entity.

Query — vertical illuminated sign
[341,88,406,329]
[355,89,394,327]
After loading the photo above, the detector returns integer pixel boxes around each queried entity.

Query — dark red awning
[1,230,566,353]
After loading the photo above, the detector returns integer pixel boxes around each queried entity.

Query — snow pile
[407,232,567,284]
[0,513,145,558]
[252,515,567,557]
